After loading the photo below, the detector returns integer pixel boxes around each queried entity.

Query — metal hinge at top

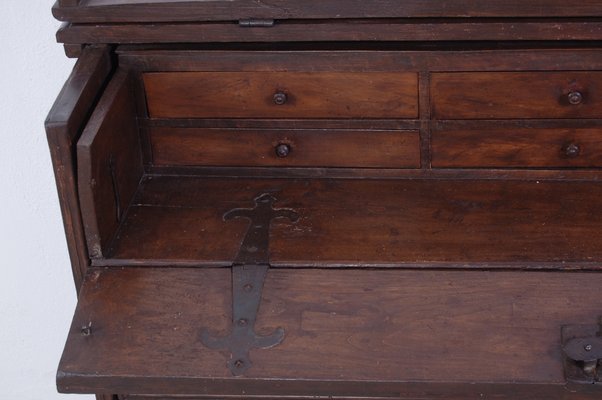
[239,19,275,27]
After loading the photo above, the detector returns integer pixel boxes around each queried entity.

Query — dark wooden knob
[273,92,288,105]
[568,91,583,105]
[275,143,291,158]
[565,143,581,158]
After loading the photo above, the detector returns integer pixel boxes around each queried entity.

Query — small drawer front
[432,127,602,168]
[144,72,418,119]
[431,72,602,119]
[150,127,420,168]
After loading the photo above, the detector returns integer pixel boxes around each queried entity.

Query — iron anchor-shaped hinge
[200,193,298,376]
[562,317,602,384]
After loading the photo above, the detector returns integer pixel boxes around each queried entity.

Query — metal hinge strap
[238,19,275,27]
[200,193,298,376]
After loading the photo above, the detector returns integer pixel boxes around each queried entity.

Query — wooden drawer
[431,72,602,119]
[143,72,418,119]
[150,127,420,168]
[432,127,602,168]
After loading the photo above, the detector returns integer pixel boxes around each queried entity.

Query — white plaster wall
[0,1,92,399]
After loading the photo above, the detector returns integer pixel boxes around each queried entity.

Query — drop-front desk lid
[53,0,602,22]
[58,176,602,398]
[58,266,602,397]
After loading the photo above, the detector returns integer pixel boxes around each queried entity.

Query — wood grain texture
[432,127,602,168]
[118,395,600,400]
[57,21,602,44]
[77,70,144,258]
[63,43,84,58]
[143,72,418,119]
[147,165,602,181]
[150,127,420,168]
[432,72,602,119]
[45,45,113,290]
[120,48,602,73]
[52,0,602,23]
[102,176,602,268]
[58,267,602,397]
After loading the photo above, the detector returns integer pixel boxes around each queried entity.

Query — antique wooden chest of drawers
[47,1,602,399]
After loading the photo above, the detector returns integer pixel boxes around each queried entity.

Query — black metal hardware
[564,143,581,158]
[80,321,92,336]
[275,143,291,158]
[239,19,275,27]
[568,91,584,105]
[273,92,288,105]
[562,318,602,384]
[200,193,298,376]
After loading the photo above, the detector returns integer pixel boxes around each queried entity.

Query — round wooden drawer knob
[565,143,581,158]
[275,143,291,158]
[273,92,288,105]
[568,91,583,105]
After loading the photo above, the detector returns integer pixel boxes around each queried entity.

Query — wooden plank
[118,48,602,73]
[63,43,84,58]
[144,117,421,131]
[59,267,602,397]
[432,127,602,168]
[143,72,418,119]
[57,21,602,44]
[419,71,431,169]
[45,45,113,290]
[52,0,602,23]
[145,165,602,181]
[77,70,144,258]
[431,72,602,119]
[150,128,420,168]
[104,176,602,268]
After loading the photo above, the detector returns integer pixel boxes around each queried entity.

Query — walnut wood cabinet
[47,1,602,399]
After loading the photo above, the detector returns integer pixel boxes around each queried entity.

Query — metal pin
[81,322,92,336]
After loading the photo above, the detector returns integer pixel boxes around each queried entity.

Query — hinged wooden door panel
[76,69,144,259]
[45,45,114,289]
[58,267,602,398]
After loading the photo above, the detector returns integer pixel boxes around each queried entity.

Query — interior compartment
[74,49,602,268]
[99,175,602,269]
